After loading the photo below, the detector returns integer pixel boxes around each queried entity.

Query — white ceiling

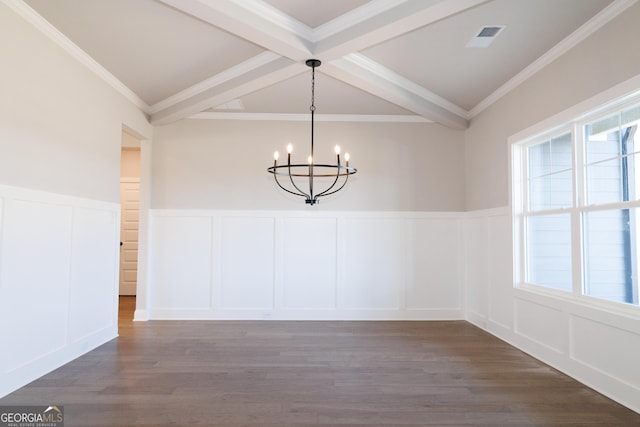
[15,0,630,129]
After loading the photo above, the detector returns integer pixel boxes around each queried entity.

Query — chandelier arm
[274,173,310,199]
[272,169,307,198]
[313,167,342,198]
[287,161,311,199]
[317,173,350,199]
[270,162,308,198]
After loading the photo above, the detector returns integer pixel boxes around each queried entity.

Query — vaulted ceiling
[14,0,630,129]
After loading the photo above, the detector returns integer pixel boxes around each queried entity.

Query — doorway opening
[120,130,141,317]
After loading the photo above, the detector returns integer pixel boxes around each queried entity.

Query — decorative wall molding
[0,184,120,398]
[148,209,465,320]
[464,207,640,414]
[3,191,639,414]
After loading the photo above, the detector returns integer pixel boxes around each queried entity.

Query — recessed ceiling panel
[263,0,371,28]
[363,0,614,110]
[25,0,265,105]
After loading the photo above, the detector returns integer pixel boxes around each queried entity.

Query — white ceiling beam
[314,0,490,59]
[341,53,468,118]
[307,0,489,128]
[149,52,280,115]
[151,58,303,125]
[152,0,317,123]
[157,0,312,61]
[153,0,486,127]
[324,56,468,130]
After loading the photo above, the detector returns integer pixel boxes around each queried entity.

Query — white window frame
[511,76,640,315]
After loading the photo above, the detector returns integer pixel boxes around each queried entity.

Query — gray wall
[465,2,640,211]
[151,119,465,211]
[0,2,151,203]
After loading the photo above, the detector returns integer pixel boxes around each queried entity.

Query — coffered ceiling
[12,0,633,129]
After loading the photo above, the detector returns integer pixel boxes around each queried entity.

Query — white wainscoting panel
[282,217,337,310]
[0,185,119,398]
[514,298,565,354]
[487,214,514,332]
[0,199,72,373]
[219,216,275,310]
[68,207,118,343]
[406,218,461,311]
[464,207,640,414]
[340,218,405,310]
[148,210,464,320]
[464,216,489,326]
[571,315,640,388]
[150,214,212,311]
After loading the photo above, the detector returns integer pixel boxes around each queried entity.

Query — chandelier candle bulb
[274,151,279,161]
[267,59,357,205]
[345,152,350,163]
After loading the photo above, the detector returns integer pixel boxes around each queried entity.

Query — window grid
[517,98,640,309]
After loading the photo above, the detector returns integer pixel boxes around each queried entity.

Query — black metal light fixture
[268,59,357,205]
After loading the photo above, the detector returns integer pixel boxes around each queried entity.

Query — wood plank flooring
[1,296,639,426]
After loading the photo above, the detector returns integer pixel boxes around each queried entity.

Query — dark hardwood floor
[1,296,639,426]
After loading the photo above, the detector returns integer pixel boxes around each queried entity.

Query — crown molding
[2,0,150,113]
[469,0,638,118]
[189,112,430,123]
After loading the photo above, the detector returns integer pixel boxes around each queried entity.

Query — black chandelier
[268,59,357,205]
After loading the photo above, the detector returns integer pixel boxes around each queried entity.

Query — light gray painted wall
[0,2,151,203]
[465,2,640,211]
[151,119,465,211]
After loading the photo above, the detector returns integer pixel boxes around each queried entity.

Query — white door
[120,179,140,295]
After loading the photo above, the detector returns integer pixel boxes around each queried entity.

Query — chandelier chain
[310,65,316,113]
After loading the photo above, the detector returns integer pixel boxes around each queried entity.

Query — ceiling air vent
[466,25,505,48]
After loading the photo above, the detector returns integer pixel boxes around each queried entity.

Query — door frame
[133,139,151,321]
[121,124,152,322]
